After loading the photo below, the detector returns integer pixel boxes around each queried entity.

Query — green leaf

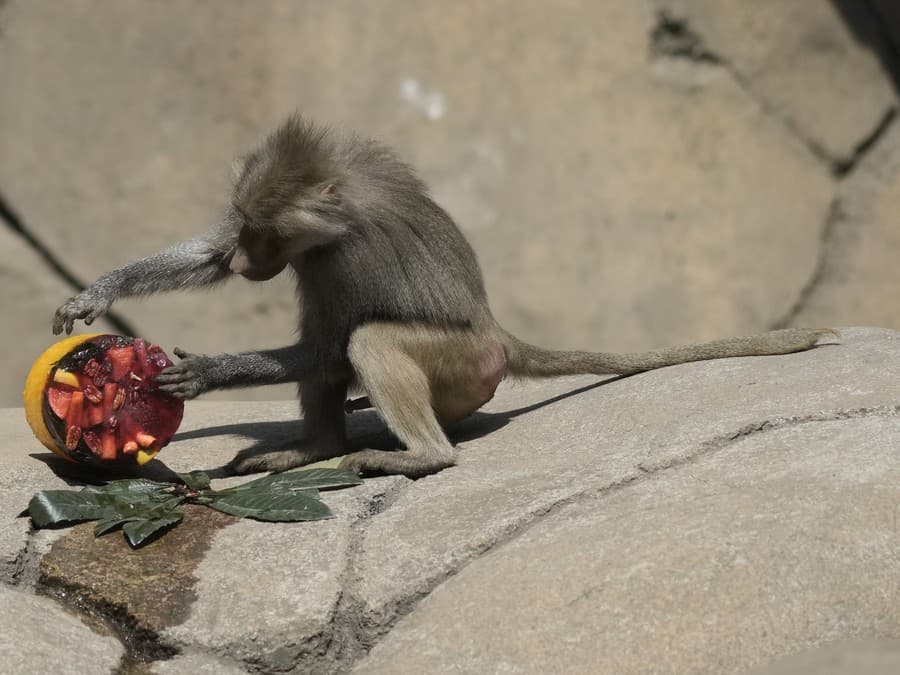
[122,511,184,547]
[215,468,361,496]
[94,516,138,537]
[282,468,362,490]
[28,490,109,527]
[29,466,358,542]
[177,471,211,491]
[210,490,334,522]
[93,495,184,539]
[84,479,173,497]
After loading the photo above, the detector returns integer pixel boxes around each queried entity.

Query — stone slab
[0,393,399,672]
[0,584,123,672]
[1,327,897,672]
[655,0,897,162]
[0,407,85,580]
[1,0,832,371]
[351,328,899,630]
[751,639,900,675]
[151,650,249,674]
[791,120,900,333]
[0,0,300,403]
[155,404,406,669]
[358,414,900,673]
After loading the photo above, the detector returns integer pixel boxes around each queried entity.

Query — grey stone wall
[2,0,898,406]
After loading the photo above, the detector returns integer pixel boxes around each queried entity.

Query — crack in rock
[327,406,899,671]
[36,505,237,669]
[648,10,833,167]
[651,7,897,173]
[6,526,40,588]
[832,106,898,177]
[636,406,899,476]
[772,199,844,330]
[272,481,409,674]
[650,10,722,64]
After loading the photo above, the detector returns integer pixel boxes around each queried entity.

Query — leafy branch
[27,468,362,547]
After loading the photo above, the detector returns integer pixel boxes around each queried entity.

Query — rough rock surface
[751,639,900,675]
[358,415,900,673]
[12,0,900,408]
[151,651,249,675]
[653,0,897,163]
[0,585,123,672]
[0,327,897,672]
[789,120,900,332]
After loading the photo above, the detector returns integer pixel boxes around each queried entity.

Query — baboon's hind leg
[339,325,455,478]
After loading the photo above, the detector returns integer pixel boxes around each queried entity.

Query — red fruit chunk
[86,403,104,428]
[100,432,117,461]
[102,383,117,419]
[67,391,84,429]
[133,339,150,377]
[107,347,134,381]
[47,387,72,420]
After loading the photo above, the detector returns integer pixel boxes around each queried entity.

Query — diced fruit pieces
[83,359,100,378]
[67,391,84,429]
[83,383,102,404]
[133,339,149,377]
[83,431,101,456]
[25,335,183,466]
[102,383,117,419]
[136,449,159,466]
[65,426,82,450]
[86,404,104,427]
[52,370,79,388]
[47,387,72,419]
[107,346,134,381]
[100,432,117,461]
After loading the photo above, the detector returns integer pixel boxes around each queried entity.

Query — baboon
[53,115,835,477]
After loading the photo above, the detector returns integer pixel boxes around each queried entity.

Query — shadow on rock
[171,376,623,473]
[29,452,185,485]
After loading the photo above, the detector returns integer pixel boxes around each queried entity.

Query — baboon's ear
[320,183,338,197]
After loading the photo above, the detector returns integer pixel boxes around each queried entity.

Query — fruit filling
[43,336,184,464]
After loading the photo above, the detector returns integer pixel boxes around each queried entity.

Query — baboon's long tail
[499,327,838,378]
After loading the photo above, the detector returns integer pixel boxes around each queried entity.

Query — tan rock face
[0,586,123,671]
[40,505,237,639]
[1,328,898,672]
[0,226,117,411]
[789,121,900,331]
[653,0,897,163]
[2,0,871,409]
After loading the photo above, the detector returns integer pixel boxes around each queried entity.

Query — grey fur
[52,114,837,477]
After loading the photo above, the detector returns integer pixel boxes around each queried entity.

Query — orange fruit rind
[24,333,101,461]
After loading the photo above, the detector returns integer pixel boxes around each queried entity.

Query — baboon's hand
[52,292,112,335]
[155,348,214,399]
